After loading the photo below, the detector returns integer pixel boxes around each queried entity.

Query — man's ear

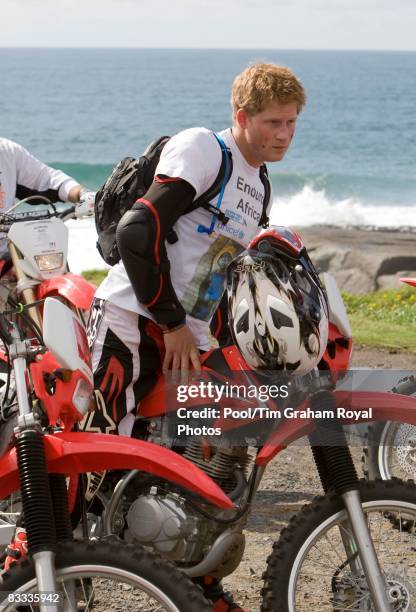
[235,108,249,129]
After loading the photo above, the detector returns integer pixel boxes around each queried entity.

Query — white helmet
[227,227,329,375]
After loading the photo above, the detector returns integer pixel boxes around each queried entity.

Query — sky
[1,0,416,50]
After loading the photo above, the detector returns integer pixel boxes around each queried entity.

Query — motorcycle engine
[124,491,213,563]
[124,434,253,565]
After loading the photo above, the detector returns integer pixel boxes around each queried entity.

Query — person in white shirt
[89,62,306,428]
[85,62,306,612]
[0,137,95,213]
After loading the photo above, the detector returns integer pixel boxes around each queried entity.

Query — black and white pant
[85,298,164,437]
[84,295,228,437]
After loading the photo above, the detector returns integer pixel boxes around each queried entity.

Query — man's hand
[162,324,201,382]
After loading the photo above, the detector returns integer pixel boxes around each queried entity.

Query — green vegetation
[82,268,108,286]
[81,269,416,352]
[342,287,416,352]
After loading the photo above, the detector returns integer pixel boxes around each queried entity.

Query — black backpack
[95,133,271,266]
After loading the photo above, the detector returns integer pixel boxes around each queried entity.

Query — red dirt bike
[363,277,416,485]
[0,296,231,611]
[0,197,96,545]
[94,228,416,611]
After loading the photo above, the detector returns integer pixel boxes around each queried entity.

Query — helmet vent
[270,308,294,330]
[236,310,250,334]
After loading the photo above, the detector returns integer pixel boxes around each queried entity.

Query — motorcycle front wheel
[261,480,416,612]
[0,539,211,612]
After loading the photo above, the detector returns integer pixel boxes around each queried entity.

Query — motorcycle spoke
[373,509,384,556]
[308,549,363,590]
[332,594,370,612]
[297,510,415,610]
[323,533,345,566]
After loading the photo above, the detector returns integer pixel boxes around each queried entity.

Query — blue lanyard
[197,132,230,235]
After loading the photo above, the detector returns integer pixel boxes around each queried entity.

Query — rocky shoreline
[295,225,416,293]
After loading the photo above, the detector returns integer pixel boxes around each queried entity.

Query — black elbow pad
[116,204,186,324]
[116,206,161,306]
[117,208,152,254]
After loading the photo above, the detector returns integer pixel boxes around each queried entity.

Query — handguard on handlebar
[75,190,96,218]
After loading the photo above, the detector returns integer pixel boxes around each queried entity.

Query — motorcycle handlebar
[0,205,78,229]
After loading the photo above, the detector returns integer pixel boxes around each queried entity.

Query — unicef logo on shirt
[216,218,246,242]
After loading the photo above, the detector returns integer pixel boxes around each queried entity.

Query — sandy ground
[222,344,416,611]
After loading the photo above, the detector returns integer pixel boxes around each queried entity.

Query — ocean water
[1,48,416,271]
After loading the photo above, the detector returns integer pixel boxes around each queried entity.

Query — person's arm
[14,142,80,202]
[116,177,193,325]
[116,177,201,376]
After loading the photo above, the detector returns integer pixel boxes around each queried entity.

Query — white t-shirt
[0,138,78,211]
[96,127,272,350]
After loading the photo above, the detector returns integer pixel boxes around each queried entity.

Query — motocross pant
[85,296,228,438]
[85,298,164,437]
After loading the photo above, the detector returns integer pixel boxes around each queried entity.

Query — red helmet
[227,226,329,375]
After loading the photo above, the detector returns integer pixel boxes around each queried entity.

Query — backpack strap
[195,134,271,233]
[194,133,233,235]
[164,133,232,245]
[258,163,271,229]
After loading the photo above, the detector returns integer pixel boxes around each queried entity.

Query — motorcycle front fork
[15,430,61,612]
[13,351,75,612]
[309,390,393,612]
[8,243,43,330]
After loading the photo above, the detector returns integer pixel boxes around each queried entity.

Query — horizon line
[1,46,416,52]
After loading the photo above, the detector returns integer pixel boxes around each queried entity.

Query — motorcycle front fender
[256,390,416,466]
[0,432,233,509]
[36,273,95,310]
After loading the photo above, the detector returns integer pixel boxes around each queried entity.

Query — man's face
[236,100,299,167]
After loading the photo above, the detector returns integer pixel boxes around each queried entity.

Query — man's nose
[276,123,292,140]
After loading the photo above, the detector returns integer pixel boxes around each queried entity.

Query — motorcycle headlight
[72,378,93,416]
[34,253,64,271]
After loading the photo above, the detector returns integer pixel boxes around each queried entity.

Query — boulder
[332,268,375,293]
[294,226,416,294]
[377,271,416,290]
